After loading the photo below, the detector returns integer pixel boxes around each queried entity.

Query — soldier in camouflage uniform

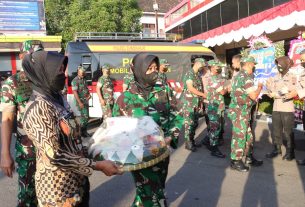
[205,60,227,158]
[71,66,91,137]
[156,59,169,85]
[181,58,206,152]
[123,70,134,92]
[0,40,44,206]
[229,56,263,172]
[113,53,183,207]
[96,64,114,120]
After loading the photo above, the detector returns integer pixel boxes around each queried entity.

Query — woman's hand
[79,102,84,109]
[0,153,15,178]
[164,137,172,146]
[94,160,123,176]
[100,99,106,106]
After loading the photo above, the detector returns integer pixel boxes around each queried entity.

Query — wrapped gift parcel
[88,116,170,171]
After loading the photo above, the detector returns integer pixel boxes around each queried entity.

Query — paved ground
[1,117,305,207]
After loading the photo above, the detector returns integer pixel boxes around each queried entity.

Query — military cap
[101,64,111,70]
[160,59,170,66]
[20,40,44,53]
[207,59,222,66]
[77,66,86,71]
[194,58,206,64]
[240,56,257,64]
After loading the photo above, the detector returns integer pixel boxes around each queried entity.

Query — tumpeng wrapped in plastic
[88,116,170,172]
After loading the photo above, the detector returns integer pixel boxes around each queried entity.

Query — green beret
[20,40,44,53]
[101,64,111,70]
[240,56,257,64]
[194,58,206,64]
[78,66,86,71]
[160,59,170,65]
[207,59,222,66]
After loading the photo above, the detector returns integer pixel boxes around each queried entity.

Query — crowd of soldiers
[1,39,305,206]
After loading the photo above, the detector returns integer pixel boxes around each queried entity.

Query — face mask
[51,73,66,92]
[144,71,158,87]
[301,62,305,68]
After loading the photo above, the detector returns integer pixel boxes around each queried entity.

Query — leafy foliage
[45,0,142,50]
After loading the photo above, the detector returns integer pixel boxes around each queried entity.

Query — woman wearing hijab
[22,51,120,207]
[113,53,183,207]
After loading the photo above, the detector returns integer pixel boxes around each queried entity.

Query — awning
[0,36,62,52]
[182,0,305,47]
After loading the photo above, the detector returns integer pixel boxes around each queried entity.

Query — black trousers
[272,111,295,149]
[79,176,90,207]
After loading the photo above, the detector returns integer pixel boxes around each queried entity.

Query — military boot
[185,141,196,152]
[246,154,263,167]
[230,160,249,172]
[201,135,210,146]
[210,145,225,158]
[266,145,282,158]
[283,148,295,161]
[192,140,202,148]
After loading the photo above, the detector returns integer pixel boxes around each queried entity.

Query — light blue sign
[250,47,277,82]
[0,0,46,32]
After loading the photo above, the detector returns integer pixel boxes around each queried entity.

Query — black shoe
[193,141,202,148]
[218,138,224,146]
[185,142,197,152]
[283,149,295,161]
[266,145,282,158]
[201,136,210,146]
[297,159,305,166]
[211,146,225,158]
[230,160,249,172]
[246,155,263,167]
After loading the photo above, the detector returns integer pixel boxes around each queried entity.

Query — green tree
[45,0,142,49]
[45,0,73,35]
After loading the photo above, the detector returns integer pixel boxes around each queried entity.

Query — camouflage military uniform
[228,70,255,160]
[181,70,203,144]
[71,76,90,128]
[97,76,114,120]
[206,74,226,146]
[113,83,183,207]
[156,72,168,86]
[0,71,37,206]
[123,73,135,91]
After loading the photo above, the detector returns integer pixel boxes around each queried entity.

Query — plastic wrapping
[88,116,169,171]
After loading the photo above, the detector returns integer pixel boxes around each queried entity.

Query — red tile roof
[137,0,183,13]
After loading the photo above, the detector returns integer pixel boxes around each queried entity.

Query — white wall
[140,12,165,34]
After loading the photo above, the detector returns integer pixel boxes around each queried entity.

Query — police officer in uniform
[265,56,297,161]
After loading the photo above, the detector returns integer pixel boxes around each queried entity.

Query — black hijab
[22,51,68,105]
[132,53,159,98]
